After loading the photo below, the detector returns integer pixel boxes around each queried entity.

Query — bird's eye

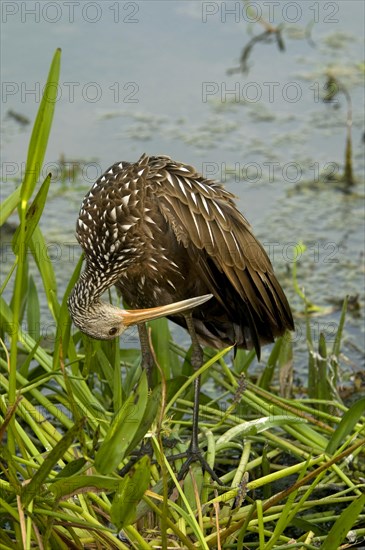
[108,327,118,337]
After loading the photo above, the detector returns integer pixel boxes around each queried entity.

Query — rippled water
[1,0,364,379]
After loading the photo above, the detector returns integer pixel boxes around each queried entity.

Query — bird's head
[68,293,213,340]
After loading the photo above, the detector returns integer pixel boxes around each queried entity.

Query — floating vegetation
[322,31,357,50]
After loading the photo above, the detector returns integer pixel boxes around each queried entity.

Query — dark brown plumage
[68,153,294,481]
[68,154,293,354]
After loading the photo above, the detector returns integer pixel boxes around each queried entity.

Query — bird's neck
[68,267,120,316]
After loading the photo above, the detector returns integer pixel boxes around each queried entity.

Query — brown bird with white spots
[68,154,294,480]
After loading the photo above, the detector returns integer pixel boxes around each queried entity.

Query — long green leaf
[258,337,282,390]
[278,331,293,397]
[52,457,87,479]
[113,340,123,414]
[21,49,61,204]
[8,48,61,429]
[96,348,115,389]
[149,317,175,380]
[331,296,348,387]
[326,396,365,455]
[216,416,305,445]
[0,187,21,226]
[12,173,51,251]
[320,493,365,550]
[123,383,161,457]
[94,371,149,474]
[317,332,330,406]
[26,275,40,341]
[10,250,29,323]
[306,306,316,399]
[332,296,348,358]
[53,253,83,372]
[0,296,53,372]
[111,455,151,529]
[21,418,85,508]
[233,347,256,374]
[29,225,59,318]
[50,474,118,500]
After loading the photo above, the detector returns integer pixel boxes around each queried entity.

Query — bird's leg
[176,313,222,484]
[185,313,204,455]
[116,324,154,478]
[137,323,154,386]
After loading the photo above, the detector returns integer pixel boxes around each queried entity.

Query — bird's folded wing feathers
[154,170,292,335]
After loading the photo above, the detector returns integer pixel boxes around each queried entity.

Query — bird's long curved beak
[120,294,213,326]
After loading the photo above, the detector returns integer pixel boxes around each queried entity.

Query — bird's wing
[150,158,293,353]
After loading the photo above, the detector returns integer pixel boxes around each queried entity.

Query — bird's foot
[169,446,223,485]
[118,440,153,477]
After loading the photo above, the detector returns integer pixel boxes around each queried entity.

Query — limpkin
[68,154,294,480]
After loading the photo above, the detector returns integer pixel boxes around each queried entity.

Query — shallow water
[1,1,364,380]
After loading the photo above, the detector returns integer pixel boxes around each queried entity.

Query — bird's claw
[169,448,223,485]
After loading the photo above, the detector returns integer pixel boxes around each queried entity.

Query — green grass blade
[26,275,40,341]
[29,225,59,318]
[94,371,149,473]
[113,341,123,414]
[154,438,209,550]
[50,474,118,500]
[111,456,151,530]
[21,417,85,508]
[278,331,293,397]
[21,49,61,204]
[233,347,256,373]
[264,458,312,549]
[258,337,282,390]
[0,260,17,297]
[332,296,348,359]
[123,384,161,457]
[319,493,365,550]
[0,188,21,226]
[149,317,176,380]
[12,174,51,251]
[331,296,348,387]
[326,396,365,455]
[53,253,84,372]
[216,416,305,445]
[96,348,115,389]
[53,457,87,479]
[18,339,41,378]
[306,307,316,400]
[317,332,330,406]
[10,251,29,324]
[8,49,61,437]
